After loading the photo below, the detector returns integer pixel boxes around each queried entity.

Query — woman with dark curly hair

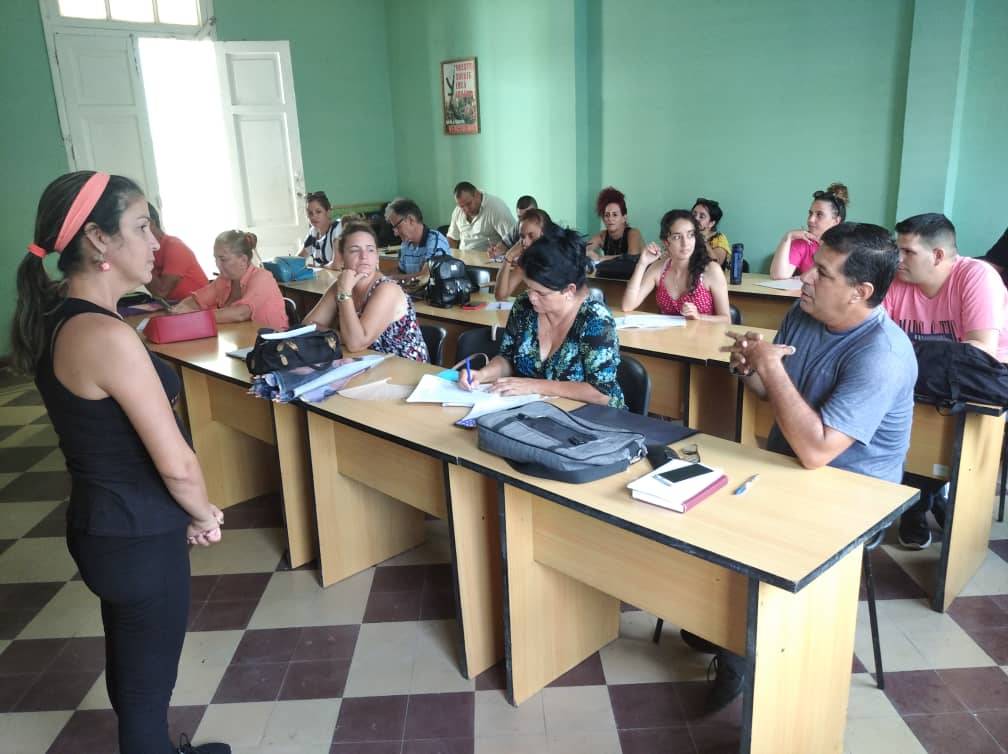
[585,186,644,262]
[621,209,730,322]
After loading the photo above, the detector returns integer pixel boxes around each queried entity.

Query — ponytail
[10,254,61,374]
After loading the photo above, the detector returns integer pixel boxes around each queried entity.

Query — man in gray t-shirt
[697,223,916,715]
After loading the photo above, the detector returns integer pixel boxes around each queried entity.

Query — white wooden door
[216,41,307,261]
[53,32,160,201]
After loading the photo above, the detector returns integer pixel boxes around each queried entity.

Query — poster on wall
[441,58,480,135]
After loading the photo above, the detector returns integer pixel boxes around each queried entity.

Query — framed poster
[441,57,480,135]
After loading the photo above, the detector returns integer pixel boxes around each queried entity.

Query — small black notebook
[569,404,696,446]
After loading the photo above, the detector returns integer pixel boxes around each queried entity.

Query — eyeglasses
[391,216,407,231]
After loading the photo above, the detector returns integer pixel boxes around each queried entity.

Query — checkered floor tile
[1,380,1006,753]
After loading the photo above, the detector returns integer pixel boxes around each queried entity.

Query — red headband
[27,172,111,258]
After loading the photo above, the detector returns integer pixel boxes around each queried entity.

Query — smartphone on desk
[658,463,714,484]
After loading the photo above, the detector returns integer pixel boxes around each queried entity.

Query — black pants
[68,527,189,754]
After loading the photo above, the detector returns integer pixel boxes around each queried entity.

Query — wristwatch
[336,291,353,303]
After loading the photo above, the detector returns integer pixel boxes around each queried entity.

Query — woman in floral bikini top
[622,209,731,322]
[302,221,429,362]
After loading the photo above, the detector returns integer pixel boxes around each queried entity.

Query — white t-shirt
[447,192,516,252]
[303,220,342,265]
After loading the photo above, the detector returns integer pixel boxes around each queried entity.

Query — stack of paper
[406,373,541,423]
[614,314,686,329]
[756,278,802,291]
[626,459,726,512]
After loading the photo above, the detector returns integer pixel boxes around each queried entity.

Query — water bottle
[730,243,744,285]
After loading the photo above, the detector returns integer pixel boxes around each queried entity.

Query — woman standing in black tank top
[11,172,231,754]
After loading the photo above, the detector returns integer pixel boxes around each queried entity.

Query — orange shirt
[152,235,209,301]
[191,265,289,330]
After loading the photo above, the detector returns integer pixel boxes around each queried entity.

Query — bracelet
[336,291,353,303]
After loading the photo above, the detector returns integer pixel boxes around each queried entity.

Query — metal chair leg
[863,547,884,689]
[652,618,663,644]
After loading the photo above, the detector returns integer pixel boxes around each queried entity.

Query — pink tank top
[655,259,715,315]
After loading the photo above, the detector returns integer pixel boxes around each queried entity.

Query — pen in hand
[733,474,758,495]
[465,356,472,386]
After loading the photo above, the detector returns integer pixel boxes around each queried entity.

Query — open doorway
[137,36,239,271]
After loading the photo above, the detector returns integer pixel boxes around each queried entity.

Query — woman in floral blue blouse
[459,226,625,408]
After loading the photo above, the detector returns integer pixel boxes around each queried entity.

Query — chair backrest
[587,286,606,305]
[467,268,491,290]
[616,354,651,415]
[741,259,750,273]
[729,305,742,325]
[283,297,299,327]
[420,324,447,366]
[455,326,503,367]
[437,224,450,236]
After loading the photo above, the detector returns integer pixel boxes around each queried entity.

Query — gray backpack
[476,401,647,483]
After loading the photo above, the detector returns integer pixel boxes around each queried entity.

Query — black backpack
[593,253,640,280]
[425,256,474,308]
[912,339,1008,413]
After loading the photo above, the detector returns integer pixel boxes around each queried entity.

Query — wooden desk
[738,382,1006,613]
[452,431,916,751]
[727,274,799,329]
[145,323,318,568]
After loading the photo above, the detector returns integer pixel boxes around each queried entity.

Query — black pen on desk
[733,474,758,495]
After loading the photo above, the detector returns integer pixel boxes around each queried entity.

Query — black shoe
[680,629,719,654]
[897,509,931,550]
[932,493,948,530]
[704,651,745,714]
[178,734,231,754]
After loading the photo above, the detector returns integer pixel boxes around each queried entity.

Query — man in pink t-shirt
[883,212,1008,550]
[885,213,1008,363]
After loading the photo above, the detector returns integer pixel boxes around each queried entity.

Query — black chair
[587,286,606,305]
[283,297,299,327]
[729,305,742,326]
[437,224,450,236]
[652,529,888,690]
[742,259,750,274]
[420,324,447,366]
[455,326,503,367]
[467,268,492,291]
[616,354,651,416]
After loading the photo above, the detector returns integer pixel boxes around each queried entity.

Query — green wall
[952,0,1008,255]
[384,0,582,230]
[214,0,399,207]
[598,0,913,269]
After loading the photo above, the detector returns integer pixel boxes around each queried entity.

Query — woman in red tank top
[622,209,731,322]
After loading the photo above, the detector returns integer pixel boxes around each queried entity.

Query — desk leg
[500,484,619,706]
[687,364,739,439]
[744,547,861,753]
[307,413,425,587]
[272,403,318,568]
[934,412,1003,611]
[181,368,280,508]
[446,466,504,678]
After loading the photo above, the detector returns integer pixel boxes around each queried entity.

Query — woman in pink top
[770,182,848,279]
[171,230,288,330]
[622,210,730,322]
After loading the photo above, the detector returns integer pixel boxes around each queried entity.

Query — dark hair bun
[520,226,587,290]
[826,182,849,207]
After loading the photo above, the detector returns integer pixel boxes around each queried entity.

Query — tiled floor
[1,378,1007,753]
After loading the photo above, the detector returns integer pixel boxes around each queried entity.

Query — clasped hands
[721,330,796,377]
[188,504,224,547]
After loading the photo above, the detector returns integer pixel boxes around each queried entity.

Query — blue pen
[465,356,472,385]
[733,474,759,495]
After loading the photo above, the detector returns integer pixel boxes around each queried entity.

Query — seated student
[981,227,1008,288]
[302,221,428,362]
[298,191,341,268]
[447,181,516,252]
[145,203,208,301]
[490,195,537,258]
[692,198,731,270]
[494,208,555,301]
[883,213,1008,548]
[622,210,731,322]
[171,230,288,330]
[770,183,849,279]
[383,197,449,281]
[585,186,644,262]
[459,227,624,408]
[709,222,915,712]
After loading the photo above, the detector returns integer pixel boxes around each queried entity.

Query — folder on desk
[627,459,726,512]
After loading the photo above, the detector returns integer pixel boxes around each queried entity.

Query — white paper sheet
[259,323,318,340]
[614,314,686,329]
[337,377,414,401]
[756,278,803,290]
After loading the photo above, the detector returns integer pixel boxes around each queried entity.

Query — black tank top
[601,226,632,257]
[35,298,191,536]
